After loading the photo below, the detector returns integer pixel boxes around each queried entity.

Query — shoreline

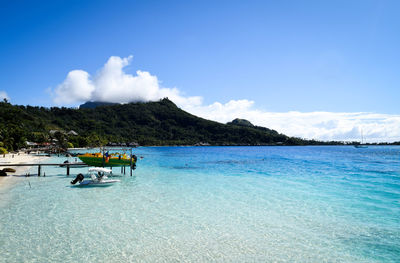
[0,152,50,190]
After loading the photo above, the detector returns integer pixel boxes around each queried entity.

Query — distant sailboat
[354,129,368,148]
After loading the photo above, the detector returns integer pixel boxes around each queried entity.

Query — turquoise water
[1,146,399,262]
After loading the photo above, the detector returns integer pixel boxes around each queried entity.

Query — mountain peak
[79,98,177,109]
[79,101,119,109]
[227,118,254,127]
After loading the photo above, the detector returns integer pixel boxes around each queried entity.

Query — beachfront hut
[67,130,78,136]
[25,141,39,149]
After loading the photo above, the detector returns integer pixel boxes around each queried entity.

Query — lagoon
[1,146,399,262]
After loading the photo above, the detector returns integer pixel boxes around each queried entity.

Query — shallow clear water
[1,146,399,262]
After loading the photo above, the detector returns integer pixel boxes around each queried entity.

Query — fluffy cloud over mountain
[53,56,400,142]
[0,91,9,101]
[53,55,202,107]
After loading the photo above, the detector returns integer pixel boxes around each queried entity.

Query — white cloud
[182,100,400,143]
[53,55,400,143]
[54,70,94,104]
[53,55,201,106]
[0,91,9,101]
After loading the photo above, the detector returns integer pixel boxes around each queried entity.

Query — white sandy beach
[0,152,50,189]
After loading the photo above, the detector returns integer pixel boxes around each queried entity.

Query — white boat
[88,167,113,174]
[354,129,368,148]
[71,167,120,186]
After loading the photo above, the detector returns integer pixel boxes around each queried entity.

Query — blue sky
[1,0,399,141]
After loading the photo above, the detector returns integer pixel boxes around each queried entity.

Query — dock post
[67,165,70,176]
[130,148,133,176]
[38,165,41,176]
[102,147,105,168]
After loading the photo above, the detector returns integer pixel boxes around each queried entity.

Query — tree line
[2,98,392,153]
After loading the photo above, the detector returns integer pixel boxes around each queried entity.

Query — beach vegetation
[0,98,344,149]
[0,146,7,154]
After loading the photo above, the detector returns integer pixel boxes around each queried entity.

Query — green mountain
[0,98,332,151]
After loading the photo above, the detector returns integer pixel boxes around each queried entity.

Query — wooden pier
[0,162,135,176]
[1,147,137,177]
[0,162,88,176]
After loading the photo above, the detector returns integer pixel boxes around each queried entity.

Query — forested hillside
[0,98,329,151]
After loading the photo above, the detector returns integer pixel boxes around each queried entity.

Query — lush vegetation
[0,98,377,151]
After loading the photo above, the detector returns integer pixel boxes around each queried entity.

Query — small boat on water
[78,152,137,167]
[70,167,120,187]
[354,145,368,148]
[354,129,368,148]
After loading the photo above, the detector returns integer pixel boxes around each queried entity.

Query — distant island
[0,98,397,152]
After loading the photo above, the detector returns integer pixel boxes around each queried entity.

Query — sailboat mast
[361,130,363,144]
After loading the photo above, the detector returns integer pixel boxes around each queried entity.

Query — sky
[1,0,399,142]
